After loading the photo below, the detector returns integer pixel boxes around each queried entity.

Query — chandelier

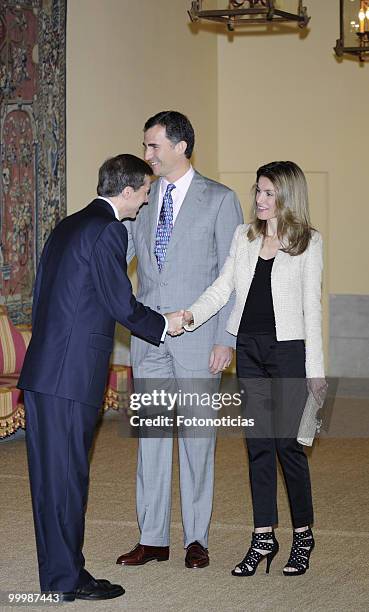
[334,0,369,62]
[188,1,310,31]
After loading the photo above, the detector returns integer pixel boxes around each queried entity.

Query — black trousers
[25,391,99,592]
[236,332,313,529]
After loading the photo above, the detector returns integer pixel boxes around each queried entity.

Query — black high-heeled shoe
[283,527,315,576]
[231,531,279,577]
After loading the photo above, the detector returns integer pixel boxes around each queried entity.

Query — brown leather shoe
[185,541,209,569]
[116,543,169,566]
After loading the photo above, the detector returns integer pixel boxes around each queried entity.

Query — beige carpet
[1,398,369,612]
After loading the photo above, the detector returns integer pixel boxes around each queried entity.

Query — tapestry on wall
[0,0,66,324]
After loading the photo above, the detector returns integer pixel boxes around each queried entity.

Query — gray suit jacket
[125,170,243,371]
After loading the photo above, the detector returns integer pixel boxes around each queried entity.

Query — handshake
[165,310,194,337]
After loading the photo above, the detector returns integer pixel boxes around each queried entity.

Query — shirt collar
[161,165,194,193]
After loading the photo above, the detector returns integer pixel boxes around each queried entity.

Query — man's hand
[209,344,233,375]
[166,310,185,336]
[307,377,328,405]
[183,310,194,326]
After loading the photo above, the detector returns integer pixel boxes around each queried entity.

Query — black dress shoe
[59,593,76,602]
[63,578,125,601]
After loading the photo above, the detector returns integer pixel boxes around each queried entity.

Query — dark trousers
[236,332,313,529]
[25,391,99,592]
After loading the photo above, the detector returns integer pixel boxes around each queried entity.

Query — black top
[238,256,276,334]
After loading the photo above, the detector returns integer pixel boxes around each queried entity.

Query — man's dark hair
[97,154,153,197]
[144,111,195,159]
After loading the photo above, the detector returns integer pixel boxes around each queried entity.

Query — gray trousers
[133,342,219,548]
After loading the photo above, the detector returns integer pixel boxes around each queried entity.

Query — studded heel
[231,531,279,577]
[283,527,315,576]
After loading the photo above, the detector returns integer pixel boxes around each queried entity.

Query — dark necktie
[154,183,176,271]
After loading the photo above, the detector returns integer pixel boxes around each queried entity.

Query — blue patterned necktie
[154,183,176,271]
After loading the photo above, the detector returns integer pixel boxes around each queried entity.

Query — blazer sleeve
[185,224,243,332]
[213,191,244,347]
[90,222,165,345]
[302,231,325,378]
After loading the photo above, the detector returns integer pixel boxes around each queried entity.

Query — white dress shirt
[96,196,168,340]
[157,165,195,224]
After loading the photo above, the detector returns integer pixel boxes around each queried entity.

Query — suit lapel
[272,246,291,278]
[233,232,261,306]
[165,172,207,254]
[146,179,161,267]
[247,235,262,276]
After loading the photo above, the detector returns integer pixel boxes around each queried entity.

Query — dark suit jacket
[18,198,165,407]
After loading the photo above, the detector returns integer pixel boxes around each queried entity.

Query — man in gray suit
[116,111,243,568]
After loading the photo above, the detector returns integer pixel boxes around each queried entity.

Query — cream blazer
[187,224,324,378]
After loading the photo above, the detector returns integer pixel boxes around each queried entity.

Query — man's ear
[122,186,133,199]
[175,140,188,157]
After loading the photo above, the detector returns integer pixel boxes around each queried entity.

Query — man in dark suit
[18,154,184,601]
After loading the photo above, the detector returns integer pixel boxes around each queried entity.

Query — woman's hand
[307,377,328,405]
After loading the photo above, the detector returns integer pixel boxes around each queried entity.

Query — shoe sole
[75,589,125,600]
[185,561,209,569]
[117,557,169,566]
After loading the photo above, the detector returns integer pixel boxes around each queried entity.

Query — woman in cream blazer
[185,161,326,578]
